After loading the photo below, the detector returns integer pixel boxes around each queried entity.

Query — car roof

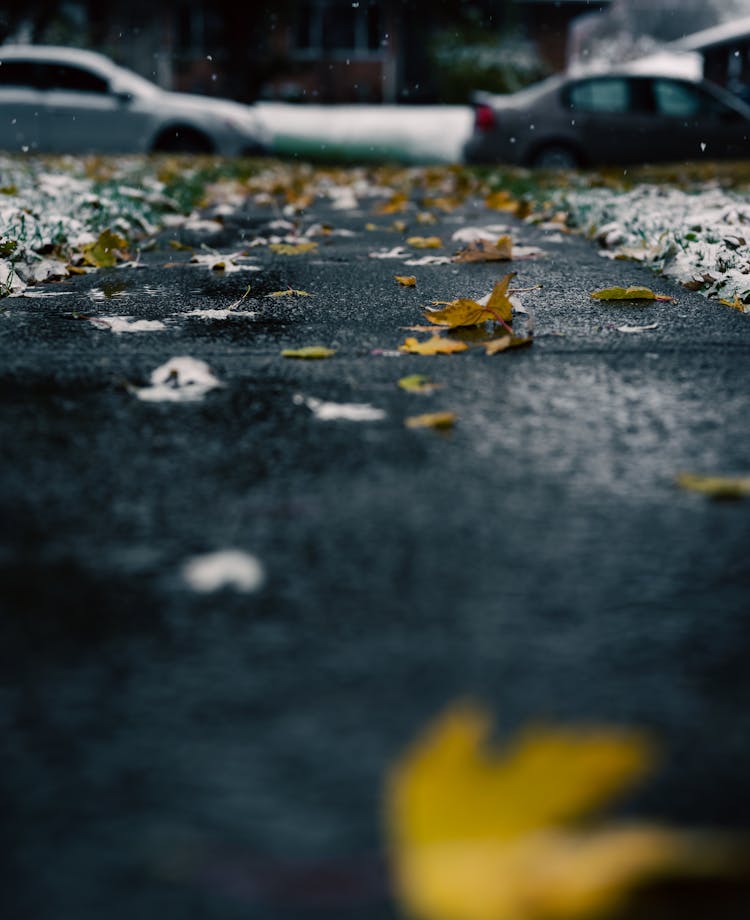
[0,44,117,73]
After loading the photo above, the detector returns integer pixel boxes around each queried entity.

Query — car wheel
[151,126,214,154]
[528,144,581,169]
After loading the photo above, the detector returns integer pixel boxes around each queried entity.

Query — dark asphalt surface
[2,185,750,919]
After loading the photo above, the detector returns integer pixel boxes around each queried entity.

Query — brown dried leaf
[453,236,513,263]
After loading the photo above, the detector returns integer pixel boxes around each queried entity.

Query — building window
[295,0,382,54]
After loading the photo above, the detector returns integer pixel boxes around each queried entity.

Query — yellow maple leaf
[384,704,749,920]
[453,236,513,263]
[719,295,749,313]
[408,236,443,249]
[590,286,675,302]
[269,242,318,255]
[396,276,417,287]
[676,471,750,499]
[399,337,469,355]
[281,346,336,359]
[425,274,516,328]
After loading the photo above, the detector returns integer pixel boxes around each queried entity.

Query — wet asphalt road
[2,189,750,919]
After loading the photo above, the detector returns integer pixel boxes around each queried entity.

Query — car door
[650,78,750,161]
[0,60,43,152]
[36,62,141,153]
[564,76,654,165]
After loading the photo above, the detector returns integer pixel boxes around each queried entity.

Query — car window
[0,61,41,89]
[653,80,705,117]
[567,78,631,114]
[38,64,108,94]
[654,79,740,120]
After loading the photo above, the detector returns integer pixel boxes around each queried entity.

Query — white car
[0,44,270,155]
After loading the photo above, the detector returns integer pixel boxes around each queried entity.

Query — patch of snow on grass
[561,184,750,310]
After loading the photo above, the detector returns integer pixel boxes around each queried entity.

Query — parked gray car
[463,67,750,168]
[0,44,270,155]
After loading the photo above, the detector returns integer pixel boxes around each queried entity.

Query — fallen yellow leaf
[385,704,749,920]
[269,241,318,255]
[407,236,443,249]
[377,193,410,215]
[396,276,417,287]
[591,286,675,302]
[399,337,469,355]
[719,295,749,313]
[453,236,513,263]
[676,472,750,499]
[398,374,440,394]
[266,288,311,298]
[405,411,456,429]
[281,346,336,359]
[425,274,516,328]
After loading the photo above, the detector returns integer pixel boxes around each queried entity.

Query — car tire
[151,126,214,154]
[528,144,581,169]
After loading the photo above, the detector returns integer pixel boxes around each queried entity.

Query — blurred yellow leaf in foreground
[385,704,748,920]
[677,471,750,499]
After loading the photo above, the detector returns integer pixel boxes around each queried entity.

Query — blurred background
[3,0,750,106]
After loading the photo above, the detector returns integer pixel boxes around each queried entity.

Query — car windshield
[108,63,160,98]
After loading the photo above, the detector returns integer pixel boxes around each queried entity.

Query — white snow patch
[617,322,659,334]
[294,394,386,422]
[135,356,223,403]
[91,316,167,334]
[451,226,510,243]
[369,246,410,260]
[404,255,453,266]
[183,308,257,320]
[182,549,265,594]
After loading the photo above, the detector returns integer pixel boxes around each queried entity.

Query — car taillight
[474,104,496,132]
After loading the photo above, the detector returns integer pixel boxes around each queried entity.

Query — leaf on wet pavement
[591,286,675,302]
[399,336,469,355]
[82,229,130,267]
[384,703,750,920]
[267,288,312,297]
[398,374,440,394]
[405,411,456,429]
[407,236,443,249]
[425,273,516,328]
[453,236,513,263]
[396,275,417,286]
[483,335,534,355]
[269,241,319,255]
[281,346,336,359]
[676,472,750,499]
[376,192,410,215]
